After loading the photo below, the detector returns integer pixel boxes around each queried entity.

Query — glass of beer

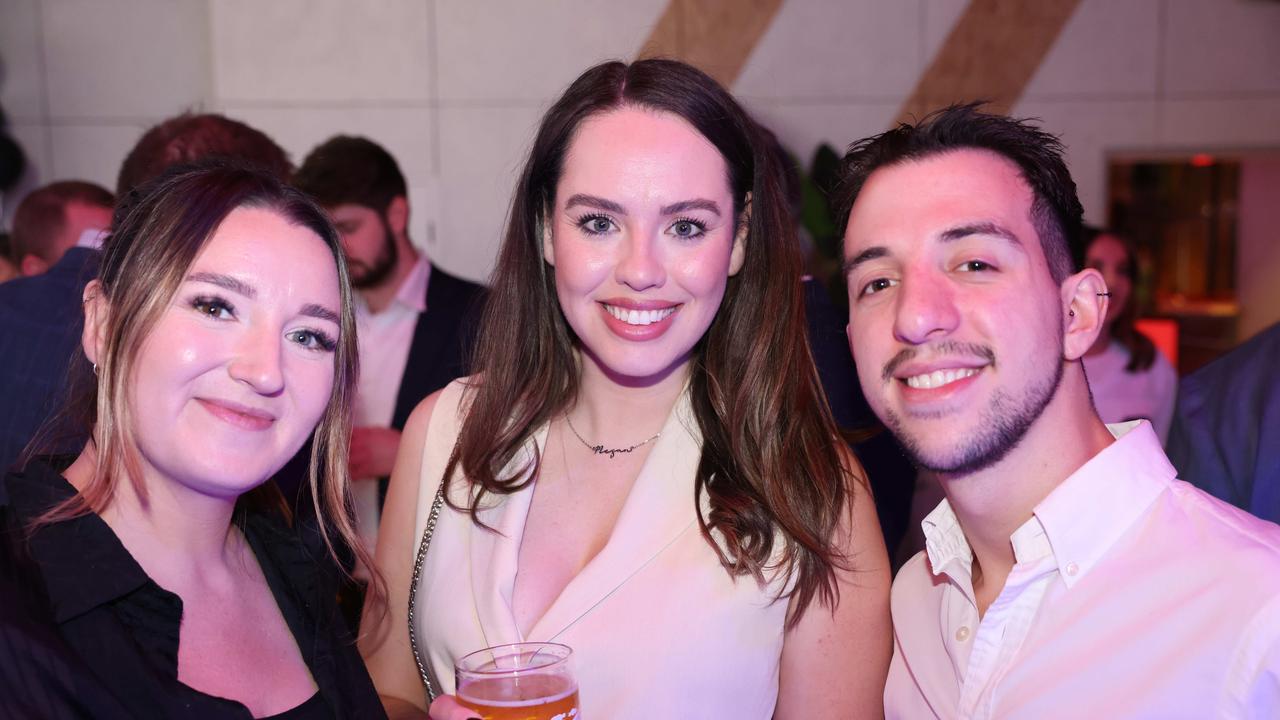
[455,642,580,720]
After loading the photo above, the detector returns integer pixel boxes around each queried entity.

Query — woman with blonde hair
[0,161,385,718]
[363,59,891,719]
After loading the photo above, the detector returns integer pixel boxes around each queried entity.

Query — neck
[938,364,1114,594]
[64,442,243,586]
[570,352,690,448]
[362,236,421,314]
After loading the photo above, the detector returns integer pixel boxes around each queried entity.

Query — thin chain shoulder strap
[407,479,447,703]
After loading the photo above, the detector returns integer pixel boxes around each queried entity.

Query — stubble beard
[349,220,399,290]
[883,347,1065,477]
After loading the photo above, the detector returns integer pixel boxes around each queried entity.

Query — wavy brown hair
[446,59,861,625]
[34,161,379,606]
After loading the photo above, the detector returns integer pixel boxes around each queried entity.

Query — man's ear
[20,254,49,277]
[540,209,556,267]
[385,195,410,237]
[729,192,751,276]
[1061,268,1109,361]
[81,280,110,368]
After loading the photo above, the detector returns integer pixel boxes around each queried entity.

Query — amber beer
[455,642,580,720]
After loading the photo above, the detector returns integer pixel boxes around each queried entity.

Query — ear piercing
[1097,292,1112,297]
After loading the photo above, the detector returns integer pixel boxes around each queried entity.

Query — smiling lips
[903,367,981,390]
[196,398,276,431]
[599,299,681,340]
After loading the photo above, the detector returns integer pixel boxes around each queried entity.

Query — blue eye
[191,296,235,320]
[576,214,617,236]
[288,328,337,353]
[668,218,707,239]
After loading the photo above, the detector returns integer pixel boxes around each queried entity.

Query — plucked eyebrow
[940,221,1023,247]
[564,194,626,214]
[842,246,890,276]
[660,199,721,217]
[187,271,256,299]
[300,303,340,324]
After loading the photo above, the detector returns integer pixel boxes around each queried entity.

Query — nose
[615,232,666,292]
[892,273,960,345]
[228,324,285,396]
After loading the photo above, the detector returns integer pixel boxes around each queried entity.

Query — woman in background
[363,59,891,720]
[0,162,385,718]
[1080,226,1177,442]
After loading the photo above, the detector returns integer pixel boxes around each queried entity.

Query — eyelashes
[571,213,710,239]
[186,293,338,354]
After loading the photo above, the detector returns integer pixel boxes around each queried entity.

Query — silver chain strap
[407,481,447,703]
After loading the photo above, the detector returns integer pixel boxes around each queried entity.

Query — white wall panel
[1164,0,1280,96]
[1023,0,1160,100]
[43,0,208,118]
[211,0,432,102]
[0,0,46,122]
[48,123,152,191]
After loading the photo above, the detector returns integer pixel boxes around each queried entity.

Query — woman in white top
[1079,227,1177,442]
[361,59,891,719]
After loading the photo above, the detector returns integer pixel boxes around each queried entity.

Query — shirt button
[955,626,971,642]
[1065,562,1079,576]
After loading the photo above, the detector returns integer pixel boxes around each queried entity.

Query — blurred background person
[0,233,18,283]
[0,113,292,473]
[1168,321,1280,524]
[0,162,383,718]
[8,181,113,277]
[1078,226,1177,442]
[293,136,485,552]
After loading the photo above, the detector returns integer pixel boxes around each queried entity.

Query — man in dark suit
[0,114,291,473]
[294,136,485,544]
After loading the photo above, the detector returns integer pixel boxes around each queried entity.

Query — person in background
[0,113,292,473]
[363,59,891,720]
[0,162,385,718]
[293,137,484,550]
[8,181,113,277]
[1168,321,1280,524]
[835,103,1280,718]
[0,233,18,283]
[1077,226,1177,442]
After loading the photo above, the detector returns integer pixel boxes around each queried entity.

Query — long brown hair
[35,161,378,603]
[1081,226,1156,372]
[448,59,860,625]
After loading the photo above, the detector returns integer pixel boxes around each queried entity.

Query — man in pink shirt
[835,104,1280,718]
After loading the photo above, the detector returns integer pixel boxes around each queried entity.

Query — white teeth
[905,367,979,390]
[605,305,676,326]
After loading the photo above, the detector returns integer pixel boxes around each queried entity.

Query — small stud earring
[92,363,99,376]
[1069,310,1076,317]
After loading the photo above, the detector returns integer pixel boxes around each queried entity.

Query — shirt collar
[394,254,431,313]
[921,420,1175,588]
[4,460,152,623]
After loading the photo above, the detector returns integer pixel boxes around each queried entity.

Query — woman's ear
[540,208,556,267]
[729,192,751,276]
[1061,268,1109,361]
[82,280,109,368]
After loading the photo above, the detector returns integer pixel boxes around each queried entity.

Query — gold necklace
[564,414,661,459]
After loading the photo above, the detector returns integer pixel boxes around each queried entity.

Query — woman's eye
[668,218,706,239]
[860,277,897,297]
[958,260,994,272]
[288,329,337,353]
[191,296,234,320]
[577,215,616,236]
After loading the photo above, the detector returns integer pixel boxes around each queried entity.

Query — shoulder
[1163,481,1280,586]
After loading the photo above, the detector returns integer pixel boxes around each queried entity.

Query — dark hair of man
[833,103,1084,284]
[115,113,293,196]
[1078,225,1156,372]
[293,136,407,215]
[448,58,860,626]
[10,180,114,262]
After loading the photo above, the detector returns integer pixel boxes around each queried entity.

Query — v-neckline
[466,390,704,646]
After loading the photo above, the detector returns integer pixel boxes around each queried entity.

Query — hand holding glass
[455,642,580,720]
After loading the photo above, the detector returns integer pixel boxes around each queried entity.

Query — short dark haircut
[116,113,292,196]
[833,103,1083,283]
[11,180,114,261]
[293,135,407,214]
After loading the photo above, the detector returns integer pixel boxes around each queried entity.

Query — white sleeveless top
[410,379,791,719]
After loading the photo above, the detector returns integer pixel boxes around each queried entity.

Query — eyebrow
[563,194,723,218]
[300,303,341,324]
[187,271,256,299]
[841,246,889,276]
[940,221,1024,247]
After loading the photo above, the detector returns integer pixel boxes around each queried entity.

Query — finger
[429,694,479,720]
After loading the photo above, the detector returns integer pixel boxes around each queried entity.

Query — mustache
[882,341,996,382]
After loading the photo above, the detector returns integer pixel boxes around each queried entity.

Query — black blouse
[0,460,387,719]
